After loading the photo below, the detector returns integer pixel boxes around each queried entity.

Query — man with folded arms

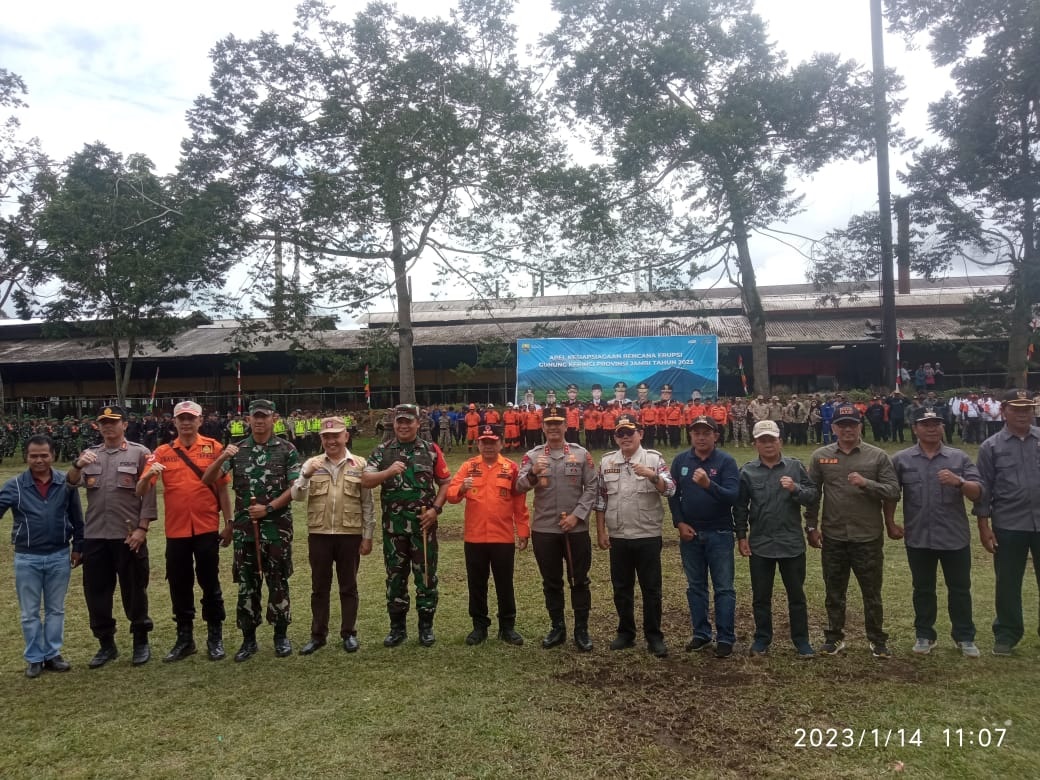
[0,434,83,677]
[446,424,530,646]
[137,401,233,662]
[292,416,374,654]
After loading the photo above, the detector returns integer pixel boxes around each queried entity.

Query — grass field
[0,435,1036,779]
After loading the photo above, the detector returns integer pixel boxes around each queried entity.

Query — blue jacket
[668,447,739,532]
[820,402,835,423]
[0,468,84,555]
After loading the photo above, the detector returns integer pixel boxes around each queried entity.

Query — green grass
[0,436,1036,779]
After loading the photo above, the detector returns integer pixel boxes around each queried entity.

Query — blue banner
[515,336,718,403]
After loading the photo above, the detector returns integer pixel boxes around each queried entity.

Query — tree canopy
[886,0,1040,385]
[546,0,892,394]
[35,143,242,404]
[182,0,566,402]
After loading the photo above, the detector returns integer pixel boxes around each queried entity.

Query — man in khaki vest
[291,417,374,653]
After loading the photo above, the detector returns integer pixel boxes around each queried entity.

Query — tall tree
[0,69,52,316]
[886,0,1040,387]
[182,0,565,403]
[546,0,894,394]
[36,143,242,405]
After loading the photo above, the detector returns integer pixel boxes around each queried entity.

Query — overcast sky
[3,0,951,314]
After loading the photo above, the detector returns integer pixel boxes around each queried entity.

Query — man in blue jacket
[668,415,740,657]
[0,434,84,678]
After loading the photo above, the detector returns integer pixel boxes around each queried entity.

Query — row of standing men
[5,389,1039,677]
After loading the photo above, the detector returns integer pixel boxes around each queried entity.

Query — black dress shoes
[44,655,72,672]
[89,642,119,669]
[299,638,326,655]
[342,636,360,653]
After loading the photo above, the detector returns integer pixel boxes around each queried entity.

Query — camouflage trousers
[732,419,748,445]
[383,525,438,619]
[821,535,887,645]
[233,521,294,631]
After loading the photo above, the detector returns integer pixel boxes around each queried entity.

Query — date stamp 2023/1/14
[793,726,1009,749]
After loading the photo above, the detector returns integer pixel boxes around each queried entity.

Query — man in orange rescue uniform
[447,425,530,645]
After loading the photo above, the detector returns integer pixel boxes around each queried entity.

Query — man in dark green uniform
[362,404,451,648]
[203,399,300,662]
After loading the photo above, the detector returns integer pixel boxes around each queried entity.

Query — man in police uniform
[292,417,374,654]
[68,406,157,667]
[517,405,599,651]
[595,414,675,657]
[362,404,451,648]
[613,381,628,405]
[203,399,300,662]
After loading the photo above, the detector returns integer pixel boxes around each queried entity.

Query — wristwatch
[266,504,275,515]
[433,505,444,515]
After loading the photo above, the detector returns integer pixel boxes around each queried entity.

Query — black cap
[690,415,718,431]
[566,383,579,391]
[832,404,861,423]
[542,405,565,422]
[477,424,500,440]
[1003,388,1035,406]
[97,405,126,421]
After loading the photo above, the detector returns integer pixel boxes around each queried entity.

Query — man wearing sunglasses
[594,414,675,657]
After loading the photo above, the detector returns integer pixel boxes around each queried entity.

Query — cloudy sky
[3,0,950,312]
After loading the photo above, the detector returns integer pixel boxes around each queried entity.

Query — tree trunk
[730,210,770,395]
[109,339,127,407]
[392,221,416,404]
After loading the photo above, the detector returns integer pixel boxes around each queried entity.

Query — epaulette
[645,449,664,458]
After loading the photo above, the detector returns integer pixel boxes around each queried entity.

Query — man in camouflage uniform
[731,397,750,447]
[203,399,300,662]
[362,404,451,648]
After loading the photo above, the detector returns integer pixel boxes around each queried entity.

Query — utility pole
[871,0,898,389]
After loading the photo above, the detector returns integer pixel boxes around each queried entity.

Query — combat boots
[418,612,436,647]
[573,613,593,652]
[132,632,151,666]
[273,630,293,658]
[542,619,567,649]
[234,629,258,662]
[163,629,197,663]
[206,622,226,661]
[383,619,408,648]
[498,621,524,646]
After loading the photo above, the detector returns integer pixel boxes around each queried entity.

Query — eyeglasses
[614,429,637,438]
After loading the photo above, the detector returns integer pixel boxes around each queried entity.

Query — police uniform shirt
[75,440,157,539]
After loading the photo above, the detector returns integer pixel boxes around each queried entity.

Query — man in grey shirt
[886,410,983,658]
[68,405,157,668]
[735,420,818,658]
[517,405,598,651]
[975,388,1040,656]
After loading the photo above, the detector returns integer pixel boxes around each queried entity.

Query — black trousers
[82,538,153,641]
[308,534,362,640]
[608,536,663,642]
[749,553,808,646]
[531,530,592,623]
[906,545,974,642]
[464,541,517,630]
[166,532,225,631]
[992,528,1040,647]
